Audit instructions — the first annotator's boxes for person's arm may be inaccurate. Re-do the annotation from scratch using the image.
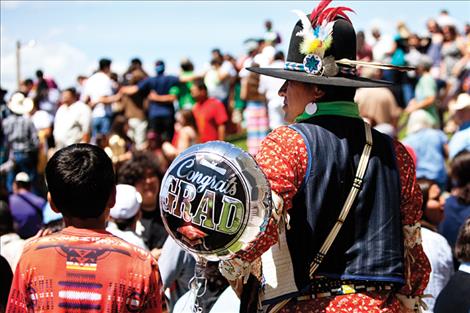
[405,95,436,113]
[119,85,139,95]
[147,91,176,103]
[79,106,92,143]
[394,140,431,312]
[214,101,229,141]
[229,126,308,263]
[217,124,226,141]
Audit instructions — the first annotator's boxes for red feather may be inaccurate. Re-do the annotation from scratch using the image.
[318,6,354,25]
[310,0,332,24]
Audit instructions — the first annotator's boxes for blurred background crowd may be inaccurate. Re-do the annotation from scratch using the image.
[1,9,470,313]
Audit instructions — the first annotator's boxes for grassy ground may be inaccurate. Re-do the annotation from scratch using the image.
[226,132,247,152]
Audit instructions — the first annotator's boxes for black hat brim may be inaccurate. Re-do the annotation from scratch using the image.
[247,67,392,88]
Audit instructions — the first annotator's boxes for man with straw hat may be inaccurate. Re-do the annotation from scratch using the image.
[2,93,39,193]
[219,1,430,312]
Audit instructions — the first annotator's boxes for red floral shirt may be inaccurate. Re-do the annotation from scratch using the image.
[238,126,430,311]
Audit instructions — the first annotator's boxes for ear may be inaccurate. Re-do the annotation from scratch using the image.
[47,192,60,213]
[107,185,116,209]
[312,85,325,101]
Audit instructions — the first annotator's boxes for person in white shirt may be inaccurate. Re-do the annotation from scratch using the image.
[258,51,287,130]
[54,87,92,149]
[81,58,119,139]
[106,184,148,250]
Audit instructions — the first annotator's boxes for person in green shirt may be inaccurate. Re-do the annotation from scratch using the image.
[405,55,440,127]
[171,58,196,110]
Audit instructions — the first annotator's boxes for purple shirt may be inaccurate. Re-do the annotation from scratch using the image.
[9,191,46,239]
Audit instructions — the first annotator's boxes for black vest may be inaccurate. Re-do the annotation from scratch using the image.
[288,116,404,291]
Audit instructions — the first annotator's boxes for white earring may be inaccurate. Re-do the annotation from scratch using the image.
[305,102,318,115]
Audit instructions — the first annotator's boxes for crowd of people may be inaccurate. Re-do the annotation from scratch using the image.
[0,9,469,313]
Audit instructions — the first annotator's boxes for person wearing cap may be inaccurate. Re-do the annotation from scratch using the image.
[107,184,147,250]
[7,144,162,312]
[9,171,46,239]
[218,1,430,312]
[2,93,40,193]
[448,93,470,159]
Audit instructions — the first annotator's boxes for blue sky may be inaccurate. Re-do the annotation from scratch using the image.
[1,1,469,94]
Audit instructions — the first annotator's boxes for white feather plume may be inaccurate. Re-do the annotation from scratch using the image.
[292,10,313,39]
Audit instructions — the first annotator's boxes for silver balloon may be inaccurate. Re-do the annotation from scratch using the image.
[159,141,272,261]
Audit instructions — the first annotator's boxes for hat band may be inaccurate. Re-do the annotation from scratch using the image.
[285,61,357,77]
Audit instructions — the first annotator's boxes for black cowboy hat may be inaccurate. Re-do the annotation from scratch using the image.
[247,7,396,88]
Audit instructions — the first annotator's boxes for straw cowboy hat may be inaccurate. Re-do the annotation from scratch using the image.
[7,92,34,115]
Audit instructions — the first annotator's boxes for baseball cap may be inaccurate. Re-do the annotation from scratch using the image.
[15,172,31,183]
[110,184,142,220]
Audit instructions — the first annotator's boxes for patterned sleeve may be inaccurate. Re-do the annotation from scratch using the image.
[394,140,431,296]
[6,260,27,313]
[237,126,308,262]
[143,258,163,313]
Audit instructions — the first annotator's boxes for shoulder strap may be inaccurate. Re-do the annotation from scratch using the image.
[309,121,373,278]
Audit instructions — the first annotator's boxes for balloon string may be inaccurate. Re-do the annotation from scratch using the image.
[187,258,208,313]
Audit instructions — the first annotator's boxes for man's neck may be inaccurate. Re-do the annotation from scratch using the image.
[63,216,107,230]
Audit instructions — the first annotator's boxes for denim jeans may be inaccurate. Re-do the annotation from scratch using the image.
[6,150,38,193]
[92,116,112,139]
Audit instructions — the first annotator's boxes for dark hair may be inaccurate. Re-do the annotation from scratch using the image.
[455,217,470,262]
[23,79,34,86]
[110,115,131,142]
[45,144,115,218]
[181,59,194,72]
[117,151,163,185]
[192,78,207,92]
[211,48,222,57]
[15,180,31,190]
[274,51,285,61]
[131,58,142,66]
[36,70,44,78]
[417,178,437,212]
[451,150,470,204]
[318,85,356,102]
[112,216,136,231]
[63,87,77,98]
[99,58,112,71]
[179,109,198,131]
[0,201,14,235]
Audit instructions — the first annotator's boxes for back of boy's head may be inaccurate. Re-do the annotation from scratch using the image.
[45,144,115,219]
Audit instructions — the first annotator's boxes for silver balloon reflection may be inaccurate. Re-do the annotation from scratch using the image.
[159,141,272,261]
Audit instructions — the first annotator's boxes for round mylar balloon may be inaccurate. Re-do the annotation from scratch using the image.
[159,141,272,261]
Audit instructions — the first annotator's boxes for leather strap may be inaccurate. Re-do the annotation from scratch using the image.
[309,121,373,278]
[269,122,373,313]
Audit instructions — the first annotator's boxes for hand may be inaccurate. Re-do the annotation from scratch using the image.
[150,248,162,260]
[31,227,53,240]
[405,99,417,114]
[219,258,251,283]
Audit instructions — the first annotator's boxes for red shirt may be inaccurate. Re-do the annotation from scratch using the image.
[192,97,228,143]
[7,227,162,313]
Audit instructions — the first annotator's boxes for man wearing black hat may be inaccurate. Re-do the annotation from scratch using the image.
[219,1,430,312]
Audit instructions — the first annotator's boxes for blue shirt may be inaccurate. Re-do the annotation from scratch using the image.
[449,121,470,159]
[9,191,46,239]
[403,128,448,187]
[439,196,470,248]
[137,75,179,118]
